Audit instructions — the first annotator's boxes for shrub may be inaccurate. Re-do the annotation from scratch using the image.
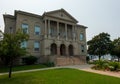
[108,62,120,71]
[44,62,55,67]
[95,60,108,69]
[22,56,38,65]
[92,60,110,70]
[108,66,114,71]
[92,60,120,71]
[102,63,109,70]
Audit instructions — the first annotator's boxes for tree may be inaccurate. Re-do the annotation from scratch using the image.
[87,32,111,60]
[0,30,29,78]
[110,37,120,62]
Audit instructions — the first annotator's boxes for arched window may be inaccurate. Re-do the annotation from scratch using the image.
[51,43,57,55]
[60,44,66,56]
[68,45,74,56]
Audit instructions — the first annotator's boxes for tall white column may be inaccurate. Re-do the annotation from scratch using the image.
[48,20,51,38]
[72,25,75,41]
[65,24,67,40]
[44,19,47,38]
[74,25,77,41]
[57,22,59,40]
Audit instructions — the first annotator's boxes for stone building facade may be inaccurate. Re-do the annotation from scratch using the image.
[3,9,87,66]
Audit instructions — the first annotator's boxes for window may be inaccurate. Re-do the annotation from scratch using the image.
[22,24,28,34]
[35,26,40,35]
[21,41,27,48]
[34,41,40,51]
[81,45,84,53]
[80,33,84,40]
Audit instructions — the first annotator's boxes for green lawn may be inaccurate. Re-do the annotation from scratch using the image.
[0,68,120,84]
[0,64,47,73]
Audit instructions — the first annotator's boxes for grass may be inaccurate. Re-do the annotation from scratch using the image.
[0,68,120,84]
[0,64,47,73]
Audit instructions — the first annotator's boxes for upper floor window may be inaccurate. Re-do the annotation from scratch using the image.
[80,33,84,40]
[34,41,40,51]
[22,23,28,34]
[21,41,27,48]
[35,26,40,35]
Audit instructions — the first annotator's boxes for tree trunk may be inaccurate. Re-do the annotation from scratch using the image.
[98,55,101,61]
[9,58,13,78]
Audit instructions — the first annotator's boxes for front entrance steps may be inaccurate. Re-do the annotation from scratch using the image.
[56,56,86,66]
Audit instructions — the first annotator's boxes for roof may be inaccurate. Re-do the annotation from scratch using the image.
[3,9,87,28]
[77,24,88,28]
[15,10,42,18]
[3,14,15,19]
[43,8,78,23]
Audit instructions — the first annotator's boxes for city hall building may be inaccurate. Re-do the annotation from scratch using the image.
[3,9,87,66]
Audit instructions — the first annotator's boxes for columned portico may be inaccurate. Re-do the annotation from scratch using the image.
[44,19,75,41]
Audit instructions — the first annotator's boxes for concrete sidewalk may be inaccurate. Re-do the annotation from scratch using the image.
[0,64,92,75]
[0,64,120,78]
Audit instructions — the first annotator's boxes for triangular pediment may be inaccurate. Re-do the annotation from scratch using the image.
[44,9,78,23]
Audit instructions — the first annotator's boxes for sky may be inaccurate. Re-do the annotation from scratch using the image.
[0,0,120,41]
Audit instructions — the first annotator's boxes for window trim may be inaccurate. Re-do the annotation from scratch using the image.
[34,25,40,35]
[34,41,40,52]
[21,23,29,34]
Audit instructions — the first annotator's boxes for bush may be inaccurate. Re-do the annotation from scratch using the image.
[44,62,55,67]
[92,60,120,71]
[108,62,120,71]
[22,56,38,65]
[108,66,114,71]
[94,60,108,70]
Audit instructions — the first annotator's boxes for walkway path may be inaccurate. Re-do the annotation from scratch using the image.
[0,64,120,78]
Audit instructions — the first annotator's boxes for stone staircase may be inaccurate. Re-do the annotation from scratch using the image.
[56,56,86,66]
